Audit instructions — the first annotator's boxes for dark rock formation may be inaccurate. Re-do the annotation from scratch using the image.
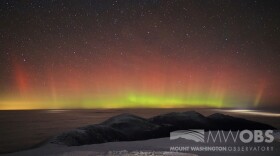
[50,111,275,146]
[51,125,127,146]
[149,111,211,130]
[101,113,161,140]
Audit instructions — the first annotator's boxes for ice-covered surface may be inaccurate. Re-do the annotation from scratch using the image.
[58,151,196,156]
[4,130,280,156]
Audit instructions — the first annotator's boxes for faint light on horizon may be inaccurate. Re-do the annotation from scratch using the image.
[217,109,280,117]
[45,110,69,113]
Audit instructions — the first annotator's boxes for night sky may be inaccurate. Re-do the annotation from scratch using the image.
[0,0,280,109]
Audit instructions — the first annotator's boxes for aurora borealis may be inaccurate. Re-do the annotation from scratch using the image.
[0,0,280,109]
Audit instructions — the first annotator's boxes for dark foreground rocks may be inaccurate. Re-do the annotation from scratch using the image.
[50,111,275,146]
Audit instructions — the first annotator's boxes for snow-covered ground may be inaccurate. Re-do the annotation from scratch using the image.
[3,112,280,156]
[4,131,280,156]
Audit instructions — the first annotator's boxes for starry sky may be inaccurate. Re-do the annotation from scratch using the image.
[0,0,280,110]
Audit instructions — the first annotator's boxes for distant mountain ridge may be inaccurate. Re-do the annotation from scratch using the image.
[50,111,275,146]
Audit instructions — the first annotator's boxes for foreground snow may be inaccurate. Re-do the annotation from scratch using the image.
[60,151,196,156]
[3,112,280,156]
[4,133,280,156]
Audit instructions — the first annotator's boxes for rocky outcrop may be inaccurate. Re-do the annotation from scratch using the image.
[50,111,275,146]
